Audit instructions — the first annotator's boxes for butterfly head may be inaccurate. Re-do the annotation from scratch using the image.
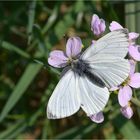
[70,59,90,76]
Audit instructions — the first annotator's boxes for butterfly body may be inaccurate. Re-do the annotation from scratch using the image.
[71,59,89,76]
[71,59,105,87]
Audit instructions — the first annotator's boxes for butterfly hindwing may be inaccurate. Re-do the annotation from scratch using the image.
[47,70,80,119]
[78,75,110,115]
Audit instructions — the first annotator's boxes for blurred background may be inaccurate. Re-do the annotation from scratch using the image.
[0,0,140,139]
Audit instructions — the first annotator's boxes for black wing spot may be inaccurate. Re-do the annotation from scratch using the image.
[72,59,105,88]
[84,70,105,88]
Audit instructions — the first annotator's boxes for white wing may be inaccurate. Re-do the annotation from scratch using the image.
[82,29,129,60]
[47,70,80,119]
[81,29,130,88]
[87,56,129,88]
[78,76,110,115]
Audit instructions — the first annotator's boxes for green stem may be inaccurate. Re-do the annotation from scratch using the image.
[131,97,140,107]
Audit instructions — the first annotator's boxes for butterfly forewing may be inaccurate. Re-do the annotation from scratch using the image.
[81,29,129,60]
[87,56,129,88]
[81,29,130,88]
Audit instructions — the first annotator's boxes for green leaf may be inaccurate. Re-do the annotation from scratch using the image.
[0,120,25,139]
[113,114,140,139]
[131,97,140,107]
[74,0,85,14]
[54,13,75,40]
[7,125,26,139]
[33,24,47,57]
[28,4,59,51]
[0,63,42,122]
[42,6,58,34]
[103,122,116,139]
[41,120,48,139]
[27,0,37,45]
[121,121,140,139]
[55,123,101,139]
[1,41,30,58]
[55,126,80,139]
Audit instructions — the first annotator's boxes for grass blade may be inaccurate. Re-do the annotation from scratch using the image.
[0,120,24,139]
[1,41,30,58]
[27,0,37,45]
[113,114,140,139]
[0,63,42,122]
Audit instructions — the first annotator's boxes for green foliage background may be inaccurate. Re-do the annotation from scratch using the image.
[0,1,140,139]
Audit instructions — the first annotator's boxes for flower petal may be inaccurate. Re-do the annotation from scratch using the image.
[129,45,140,61]
[91,14,100,35]
[129,73,140,88]
[100,19,106,33]
[120,106,133,119]
[118,86,132,107]
[91,14,106,36]
[129,32,139,40]
[129,59,136,75]
[66,37,82,58]
[89,112,104,123]
[109,21,123,31]
[48,50,68,68]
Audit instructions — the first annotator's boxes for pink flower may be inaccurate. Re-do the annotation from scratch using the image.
[129,32,139,45]
[118,60,140,107]
[129,72,140,88]
[109,21,139,44]
[129,45,140,61]
[118,86,132,107]
[118,60,140,119]
[48,37,82,68]
[109,21,123,31]
[129,59,136,75]
[109,21,140,61]
[110,60,139,119]
[89,112,104,123]
[91,14,106,36]
[120,105,133,119]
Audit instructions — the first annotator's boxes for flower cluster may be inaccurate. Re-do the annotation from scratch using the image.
[91,15,140,121]
[109,21,140,119]
[48,14,140,123]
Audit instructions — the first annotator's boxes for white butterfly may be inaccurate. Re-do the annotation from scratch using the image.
[47,29,130,119]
